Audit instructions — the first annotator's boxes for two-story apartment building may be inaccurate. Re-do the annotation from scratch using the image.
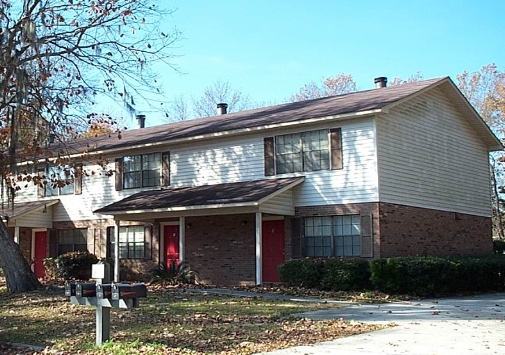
[4,76,502,285]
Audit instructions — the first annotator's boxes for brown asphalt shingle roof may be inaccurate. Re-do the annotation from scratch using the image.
[60,78,447,154]
[94,177,304,214]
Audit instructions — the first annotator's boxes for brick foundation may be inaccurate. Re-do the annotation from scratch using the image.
[379,203,492,257]
[185,214,256,286]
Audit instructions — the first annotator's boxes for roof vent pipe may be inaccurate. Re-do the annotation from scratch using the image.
[136,114,146,129]
[216,103,228,115]
[374,77,388,88]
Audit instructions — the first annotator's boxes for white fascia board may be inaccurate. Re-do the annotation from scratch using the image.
[96,201,260,216]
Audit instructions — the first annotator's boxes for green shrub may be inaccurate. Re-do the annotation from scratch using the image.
[371,255,505,296]
[278,258,324,288]
[56,251,98,280]
[320,258,371,291]
[494,240,505,254]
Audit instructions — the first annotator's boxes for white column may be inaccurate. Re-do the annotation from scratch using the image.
[179,217,185,263]
[114,219,120,282]
[255,212,262,285]
[14,226,20,244]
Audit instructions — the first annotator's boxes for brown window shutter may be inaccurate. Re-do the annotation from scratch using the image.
[114,158,123,191]
[37,168,45,197]
[264,137,275,176]
[161,151,170,186]
[74,164,83,195]
[360,214,373,257]
[49,230,58,257]
[330,128,343,170]
[144,225,152,260]
[291,218,304,258]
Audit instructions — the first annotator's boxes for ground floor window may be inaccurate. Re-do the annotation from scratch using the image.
[108,226,147,259]
[305,215,361,257]
[53,229,88,255]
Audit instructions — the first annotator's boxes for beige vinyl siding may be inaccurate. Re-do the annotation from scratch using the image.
[291,118,379,206]
[376,87,492,216]
[12,206,54,228]
[171,136,264,187]
[260,189,295,215]
[19,117,380,222]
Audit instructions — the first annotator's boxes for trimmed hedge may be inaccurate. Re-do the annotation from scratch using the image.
[371,255,505,296]
[278,258,324,288]
[279,258,371,291]
[55,251,99,280]
[279,255,505,296]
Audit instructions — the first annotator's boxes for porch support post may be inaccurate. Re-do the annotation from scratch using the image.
[114,219,120,282]
[255,211,262,285]
[14,226,20,244]
[179,216,185,263]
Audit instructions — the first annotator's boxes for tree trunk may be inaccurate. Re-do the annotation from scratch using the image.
[0,220,41,292]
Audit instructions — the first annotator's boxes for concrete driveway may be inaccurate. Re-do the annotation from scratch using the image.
[256,293,505,355]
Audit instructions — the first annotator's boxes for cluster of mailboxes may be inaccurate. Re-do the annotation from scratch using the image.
[65,282,147,309]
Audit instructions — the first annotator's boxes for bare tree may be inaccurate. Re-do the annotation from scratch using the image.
[0,0,180,292]
[389,72,424,86]
[289,73,357,101]
[167,79,254,121]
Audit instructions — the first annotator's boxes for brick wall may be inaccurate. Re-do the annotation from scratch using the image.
[379,203,493,257]
[185,214,256,286]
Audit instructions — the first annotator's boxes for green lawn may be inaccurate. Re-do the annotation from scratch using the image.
[0,285,385,355]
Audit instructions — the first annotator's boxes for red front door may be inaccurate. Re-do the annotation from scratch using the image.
[34,231,47,278]
[164,225,180,267]
[262,220,285,282]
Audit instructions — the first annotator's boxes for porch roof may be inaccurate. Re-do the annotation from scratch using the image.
[0,199,59,222]
[94,177,304,216]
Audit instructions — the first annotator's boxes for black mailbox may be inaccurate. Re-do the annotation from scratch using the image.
[76,283,97,297]
[96,284,112,299]
[111,283,147,300]
[65,282,76,297]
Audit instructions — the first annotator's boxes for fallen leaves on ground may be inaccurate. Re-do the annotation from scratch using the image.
[0,283,389,355]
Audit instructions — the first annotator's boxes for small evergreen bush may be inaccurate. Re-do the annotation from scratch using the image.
[150,261,198,284]
[56,251,98,280]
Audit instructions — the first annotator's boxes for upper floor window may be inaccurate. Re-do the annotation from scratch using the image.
[40,164,82,197]
[45,166,75,196]
[123,153,161,189]
[264,128,342,176]
[115,151,170,191]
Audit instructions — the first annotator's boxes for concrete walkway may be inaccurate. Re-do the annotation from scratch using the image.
[256,292,505,355]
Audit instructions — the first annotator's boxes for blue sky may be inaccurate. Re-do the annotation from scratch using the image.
[123,0,505,126]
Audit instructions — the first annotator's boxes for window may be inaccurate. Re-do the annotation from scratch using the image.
[265,128,341,176]
[275,129,329,174]
[45,166,75,196]
[123,153,161,189]
[53,229,88,255]
[109,226,147,259]
[305,215,361,257]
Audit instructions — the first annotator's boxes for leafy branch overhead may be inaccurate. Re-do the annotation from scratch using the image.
[0,0,181,141]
